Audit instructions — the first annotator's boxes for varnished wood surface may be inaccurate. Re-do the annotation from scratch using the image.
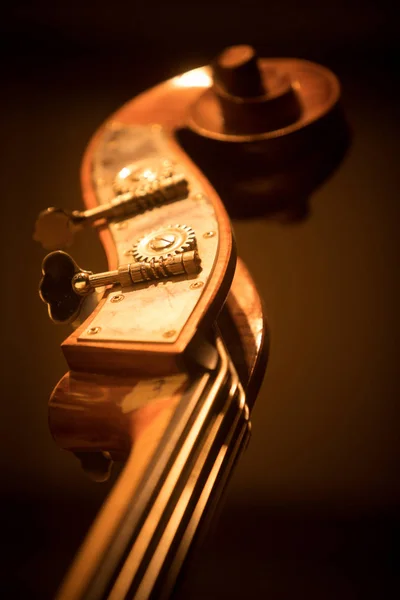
[55,381,185,599]
[220,258,268,406]
[62,71,236,377]
[50,258,267,455]
[53,256,267,599]
[1,20,398,597]
[190,58,340,140]
[180,57,348,220]
[43,55,270,599]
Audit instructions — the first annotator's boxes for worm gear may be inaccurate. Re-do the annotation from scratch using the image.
[132,224,197,263]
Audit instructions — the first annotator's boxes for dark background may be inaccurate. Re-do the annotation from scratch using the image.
[1,2,399,598]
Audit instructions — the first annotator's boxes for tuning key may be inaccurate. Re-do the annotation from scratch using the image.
[40,243,201,324]
[34,161,189,250]
[34,207,85,251]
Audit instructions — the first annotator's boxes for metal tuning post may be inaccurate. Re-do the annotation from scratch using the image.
[39,225,201,324]
[34,160,189,250]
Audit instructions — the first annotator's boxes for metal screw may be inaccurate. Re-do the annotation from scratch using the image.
[163,329,176,338]
[87,326,101,335]
[190,281,204,290]
[110,294,124,303]
[203,231,215,238]
[149,233,176,251]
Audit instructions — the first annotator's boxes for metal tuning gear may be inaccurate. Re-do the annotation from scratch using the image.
[132,224,196,262]
[39,243,201,324]
[34,160,189,250]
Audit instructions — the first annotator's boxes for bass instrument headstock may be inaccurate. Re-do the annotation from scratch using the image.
[35,45,344,600]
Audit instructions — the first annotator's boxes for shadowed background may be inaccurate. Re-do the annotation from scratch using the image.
[1,1,399,598]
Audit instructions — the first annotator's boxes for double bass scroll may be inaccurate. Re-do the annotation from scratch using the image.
[35,44,344,599]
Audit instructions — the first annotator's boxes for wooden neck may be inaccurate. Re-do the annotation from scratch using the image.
[57,334,251,600]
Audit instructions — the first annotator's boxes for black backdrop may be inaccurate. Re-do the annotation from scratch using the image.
[1,2,399,598]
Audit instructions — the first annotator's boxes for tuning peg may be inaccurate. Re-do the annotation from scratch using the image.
[34,161,189,250]
[40,239,201,324]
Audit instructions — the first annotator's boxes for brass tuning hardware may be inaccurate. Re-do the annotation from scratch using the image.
[34,160,189,250]
[39,240,201,324]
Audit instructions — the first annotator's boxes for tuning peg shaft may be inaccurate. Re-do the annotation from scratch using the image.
[40,248,201,324]
[34,164,188,250]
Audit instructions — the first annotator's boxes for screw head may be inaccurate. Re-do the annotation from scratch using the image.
[149,233,176,251]
[203,231,216,238]
[163,329,176,338]
[110,294,124,303]
[190,281,204,290]
[87,326,101,335]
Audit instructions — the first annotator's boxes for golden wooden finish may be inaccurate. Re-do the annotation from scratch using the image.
[183,48,348,219]
[38,43,346,599]
[49,259,266,457]
[38,47,272,599]
[62,106,236,374]
[53,258,267,600]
